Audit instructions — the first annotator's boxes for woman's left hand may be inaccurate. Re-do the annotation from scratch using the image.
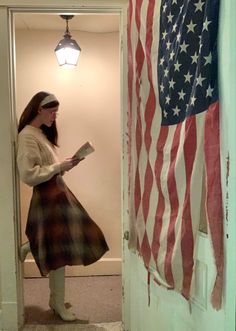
[72,156,85,167]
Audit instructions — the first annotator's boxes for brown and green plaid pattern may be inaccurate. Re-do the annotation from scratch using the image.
[26,175,109,276]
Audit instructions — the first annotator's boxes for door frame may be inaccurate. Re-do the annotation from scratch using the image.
[0,1,129,330]
[218,0,236,330]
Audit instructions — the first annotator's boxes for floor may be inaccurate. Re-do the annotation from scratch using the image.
[22,276,122,330]
[22,321,123,331]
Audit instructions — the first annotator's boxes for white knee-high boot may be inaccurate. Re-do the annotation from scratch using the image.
[49,267,76,321]
[19,242,31,262]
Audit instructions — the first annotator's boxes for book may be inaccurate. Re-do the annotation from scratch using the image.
[73,141,95,159]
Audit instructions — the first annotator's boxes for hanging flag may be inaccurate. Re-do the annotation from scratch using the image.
[127,0,224,309]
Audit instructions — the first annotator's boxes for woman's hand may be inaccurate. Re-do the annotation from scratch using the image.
[60,157,84,172]
[72,156,85,166]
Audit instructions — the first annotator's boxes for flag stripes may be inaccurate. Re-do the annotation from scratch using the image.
[127,0,224,309]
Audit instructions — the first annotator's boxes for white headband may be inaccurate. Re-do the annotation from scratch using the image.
[40,94,58,107]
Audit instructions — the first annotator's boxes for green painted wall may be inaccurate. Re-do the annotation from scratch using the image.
[126,1,236,330]
[219,0,236,330]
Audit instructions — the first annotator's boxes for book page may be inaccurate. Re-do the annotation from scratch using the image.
[73,141,95,159]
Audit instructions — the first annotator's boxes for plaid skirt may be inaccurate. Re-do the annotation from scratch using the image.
[26,175,109,276]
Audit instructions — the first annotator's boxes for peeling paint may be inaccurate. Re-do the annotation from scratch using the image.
[226,152,230,187]
[225,153,229,238]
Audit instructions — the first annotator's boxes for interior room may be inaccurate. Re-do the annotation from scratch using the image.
[14,12,122,327]
[0,1,235,330]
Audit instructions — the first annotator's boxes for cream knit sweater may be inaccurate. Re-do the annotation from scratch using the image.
[17,125,61,187]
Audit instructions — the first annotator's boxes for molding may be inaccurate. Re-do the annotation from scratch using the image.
[0,0,128,10]
[0,5,24,331]
[0,309,2,330]
[23,258,122,278]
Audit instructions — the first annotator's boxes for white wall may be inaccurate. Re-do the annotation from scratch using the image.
[15,28,121,276]
[127,233,226,331]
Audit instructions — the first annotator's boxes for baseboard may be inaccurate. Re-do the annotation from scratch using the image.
[0,302,19,331]
[0,309,2,331]
[23,258,122,278]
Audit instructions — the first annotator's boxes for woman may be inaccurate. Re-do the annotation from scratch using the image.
[17,91,109,321]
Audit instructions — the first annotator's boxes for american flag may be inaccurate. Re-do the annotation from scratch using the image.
[127,0,224,309]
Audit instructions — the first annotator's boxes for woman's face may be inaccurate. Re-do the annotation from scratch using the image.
[38,106,59,127]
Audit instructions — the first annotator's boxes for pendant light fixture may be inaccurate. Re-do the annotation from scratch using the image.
[55,15,81,66]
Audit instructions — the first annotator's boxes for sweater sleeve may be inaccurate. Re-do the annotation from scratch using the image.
[17,133,61,187]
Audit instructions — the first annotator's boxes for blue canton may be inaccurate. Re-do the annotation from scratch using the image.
[158,0,219,126]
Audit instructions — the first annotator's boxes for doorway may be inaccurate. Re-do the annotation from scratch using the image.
[0,2,129,330]
[15,11,122,324]
[15,12,122,278]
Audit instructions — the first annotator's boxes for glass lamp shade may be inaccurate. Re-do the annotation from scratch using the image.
[55,36,81,66]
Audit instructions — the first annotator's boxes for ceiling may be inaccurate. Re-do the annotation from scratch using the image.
[14,13,120,33]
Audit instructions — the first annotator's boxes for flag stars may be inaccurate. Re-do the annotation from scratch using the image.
[187,20,197,33]
[180,40,189,53]
[194,0,205,12]
[166,95,171,104]
[173,106,181,116]
[172,23,177,32]
[159,57,165,65]
[203,18,211,31]
[158,4,216,123]
[196,73,206,86]
[190,95,197,106]
[164,68,169,77]
[162,3,167,12]
[162,30,168,40]
[191,52,199,64]
[204,52,212,65]
[169,79,176,89]
[184,71,193,82]
[174,61,181,71]
[166,40,171,50]
[170,50,175,60]
[176,32,181,42]
[167,13,174,23]
[178,89,186,100]
[206,85,214,97]
[160,83,165,93]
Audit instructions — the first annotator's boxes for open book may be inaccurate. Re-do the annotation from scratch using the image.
[73,141,95,160]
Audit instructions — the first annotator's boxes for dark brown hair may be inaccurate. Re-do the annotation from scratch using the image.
[18,91,60,146]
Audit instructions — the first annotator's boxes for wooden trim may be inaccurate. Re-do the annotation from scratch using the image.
[23,258,122,278]
[0,0,128,9]
[0,6,24,331]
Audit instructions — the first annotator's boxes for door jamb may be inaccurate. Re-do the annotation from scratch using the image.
[0,1,129,330]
